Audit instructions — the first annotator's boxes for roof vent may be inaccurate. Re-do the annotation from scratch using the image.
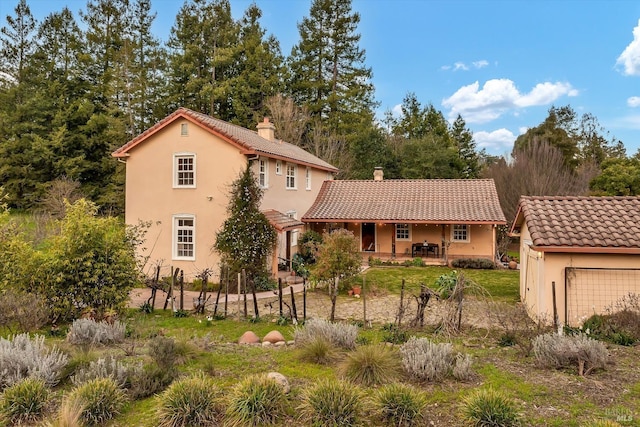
[257,117,275,141]
[373,167,384,181]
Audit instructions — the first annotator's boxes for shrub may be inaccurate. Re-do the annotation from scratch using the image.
[226,374,288,426]
[298,379,363,427]
[67,318,126,347]
[148,335,179,369]
[0,333,68,389]
[71,355,139,388]
[129,363,175,399]
[452,353,474,381]
[157,374,223,427]
[0,290,49,333]
[68,377,127,426]
[533,333,609,376]
[434,271,458,299]
[381,323,410,344]
[400,337,451,382]
[461,388,521,427]
[0,378,51,425]
[339,344,401,387]
[372,383,427,427]
[295,318,358,350]
[451,258,496,269]
[581,311,640,346]
[298,337,339,365]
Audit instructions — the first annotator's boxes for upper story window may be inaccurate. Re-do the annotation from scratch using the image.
[258,158,268,188]
[276,160,282,175]
[174,153,195,188]
[286,164,297,189]
[452,224,469,242]
[180,123,188,136]
[173,215,195,260]
[305,167,311,190]
[395,223,410,240]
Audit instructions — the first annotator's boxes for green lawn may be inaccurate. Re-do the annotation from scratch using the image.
[361,266,520,303]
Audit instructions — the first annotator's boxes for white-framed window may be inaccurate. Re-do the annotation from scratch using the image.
[173,215,195,260]
[174,153,195,188]
[275,160,282,175]
[395,223,411,240]
[452,224,469,242]
[286,163,297,189]
[305,167,311,190]
[287,211,298,246]
[180,123,188,136]
[258,158,268,188]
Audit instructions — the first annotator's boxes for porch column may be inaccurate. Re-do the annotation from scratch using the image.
[391,223,396,258]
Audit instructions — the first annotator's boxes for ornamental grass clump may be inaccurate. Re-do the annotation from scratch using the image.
[533,332,609,376]
[157,374,223,427]
[339,344,401,387]
[372,383,427,427]
[67,377,127,426]
[298,336,339,365]
[0,377,51,426]
[298,378,364,427]
[226,374,288,426]
[0,333,68,389]
[461,388,521,427]
[294,318,358,349]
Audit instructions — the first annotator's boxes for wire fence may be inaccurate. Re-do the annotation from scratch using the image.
[565,267,640,326]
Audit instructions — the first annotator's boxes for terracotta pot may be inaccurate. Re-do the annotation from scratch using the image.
[352,286,361,296]
[508,260,518,269]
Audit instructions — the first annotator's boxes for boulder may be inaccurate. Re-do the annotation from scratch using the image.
[238,330,260,345]
[263,330,286,344]
[267,372,290,394]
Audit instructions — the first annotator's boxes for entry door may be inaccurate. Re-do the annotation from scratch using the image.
[362,223,376,251]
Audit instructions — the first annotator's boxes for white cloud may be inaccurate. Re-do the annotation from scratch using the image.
[454,62,468,71]
[473,60,489,69]
[473,128,517,153]
[628,96,640,107]
[518,126,529,135]
[442,79,578,123]
[391,103,403,117]
[616,19,640,76]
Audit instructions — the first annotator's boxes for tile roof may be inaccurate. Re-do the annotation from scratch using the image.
[513,196,640,252]
[262,209,305,231]
[302,179,506,223]
[112,107,338,172]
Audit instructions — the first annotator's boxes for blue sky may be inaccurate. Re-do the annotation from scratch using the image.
[4,0,640,156]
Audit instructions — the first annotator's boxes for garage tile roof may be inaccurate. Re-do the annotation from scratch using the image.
[112,107,338,172]
[302,179,506,223]
[513,196,640,251]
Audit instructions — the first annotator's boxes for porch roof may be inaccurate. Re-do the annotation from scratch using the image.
[511,196,640,253]
[302,179,506,224]
[263,209,305,231]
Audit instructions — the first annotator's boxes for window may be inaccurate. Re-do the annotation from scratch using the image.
[174,215,195,260]
[395,223,410,240]
[287,211,298,246]
[174,153,195,188]
[180,123,188,136]
[286,164,296,189]
[276,160,282,175]
[452,224,469,242]
[258,158,268,188]
[305,167,311,190]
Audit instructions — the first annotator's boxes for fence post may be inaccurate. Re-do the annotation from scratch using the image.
[278,278,283,317]
[362,276,367,327]
[552,281,559,333]
[237,272,241,320]
[303,278,307,322]
[290,286,297,323]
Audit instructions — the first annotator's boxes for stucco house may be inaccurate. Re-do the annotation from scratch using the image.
[112,107,338,279]
[302,169,506,263]
[510,196,640,326]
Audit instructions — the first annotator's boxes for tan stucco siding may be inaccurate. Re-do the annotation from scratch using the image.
[443,224,495,260]
[124,119,246,277]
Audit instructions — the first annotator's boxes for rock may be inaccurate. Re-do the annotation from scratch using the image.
[238,330,260,345]
[263,330,286,344]
[262,341,272,347]
[508,260,518,270]
[274,341,286,347]
[267,372,290,394]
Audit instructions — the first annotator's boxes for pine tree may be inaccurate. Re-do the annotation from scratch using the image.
[451,115,481,178]
[288,0,377,140]
[0,0,36,84]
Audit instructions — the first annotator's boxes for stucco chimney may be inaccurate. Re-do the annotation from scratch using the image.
[257,117,275,141]
[373,167,384,181]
